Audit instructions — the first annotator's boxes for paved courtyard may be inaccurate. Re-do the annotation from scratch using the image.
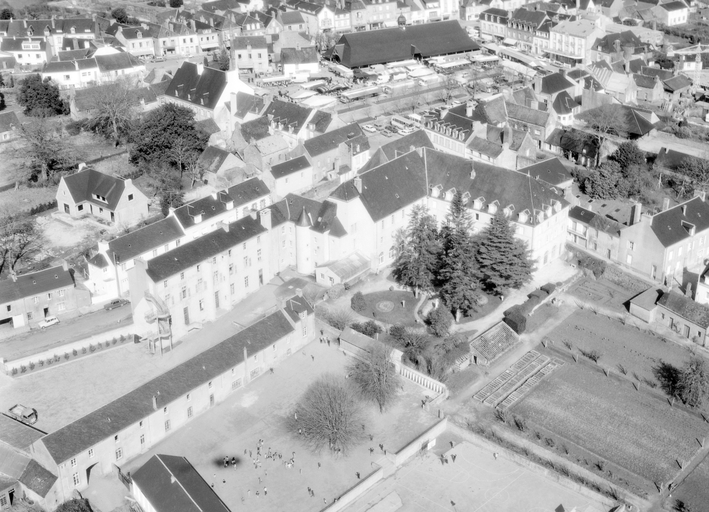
[85,339,435,512]
[346,433,608,512]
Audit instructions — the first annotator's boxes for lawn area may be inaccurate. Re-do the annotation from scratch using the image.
[672,450,709,510]
[512,361,709,485]
[546,310,693,387]
[0,184,56,216]
[358,290,418,326]
[458,291,500,324]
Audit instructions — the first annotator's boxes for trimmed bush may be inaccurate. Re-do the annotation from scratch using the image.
[351,291,367,313]
[540,283,557,294]
[351,320,382,338]
[327,284,346,300]
[504,310,527,334]
[427,306,454,337]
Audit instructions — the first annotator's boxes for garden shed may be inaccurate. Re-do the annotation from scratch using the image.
[629,287,662,323]
[469,322,519,366]
[656,291,709,345]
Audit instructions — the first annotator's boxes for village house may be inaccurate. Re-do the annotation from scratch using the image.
[0,264,91,329]
[0,111,21,143]
[56,167,150,227]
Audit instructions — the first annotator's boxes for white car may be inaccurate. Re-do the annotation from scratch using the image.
[38,316,59,329]
[362,124,378,133]
[397,127,414,135]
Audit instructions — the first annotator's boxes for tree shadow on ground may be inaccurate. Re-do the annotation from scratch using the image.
[653,361,682,398]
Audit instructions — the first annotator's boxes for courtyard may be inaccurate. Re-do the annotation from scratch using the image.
[346,430,609,512]
[88,339,436,512]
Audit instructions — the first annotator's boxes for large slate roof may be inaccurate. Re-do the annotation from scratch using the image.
[0,265,74,304]
[132,455,230,512]
[332,20,478,68]
[164,61,227,111]
[40,309,295,464]
[270,155,311,178]
[61,168,129,211]
[568,206,624,237]
[650,196,709,248]
[331,151,428,222]
[303,123,367,157]
[145,216,266,281]
[519,158,572,187]
[107,217,184,264]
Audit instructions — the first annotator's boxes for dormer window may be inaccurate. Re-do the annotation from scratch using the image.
[93,194,108,203]
[430,184,443,198]
[461,191,471,204]
[488,201,499,215]
[682,220,696,236]
[473,197,485,210]
[445,188,456,202]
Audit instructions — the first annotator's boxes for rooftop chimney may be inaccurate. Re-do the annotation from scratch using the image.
[152,395,158,410]
[353,176,362,193]
[630,202,642,225]
[662,197,670,212]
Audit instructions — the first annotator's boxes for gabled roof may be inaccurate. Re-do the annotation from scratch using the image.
[379,129,433,161]
[505,102,550,126]
[332,20,478,68]
[107,217,184,264]
[197,146,235,174]
[331,151,428,222]
[474,96,507,125]
[0,111,20,133]
[592,30,643,52]
[263,99,313,134]
[281,46,318,65]
[519,158,573,187]
[664,74,692,92]
[660,1,688,11]
[568,206,623,236]
[303,123,367,158]
[232,35,268,49]
[164,61,227,111]
[61,168,130,211]
[283,294,314,322]
[40,308,295,464]
[509,8,548,26]
[132,455,230,512]
[146,217,265,281]
[481,7,509,17]
[19,460,56,498]
[425,149,567,224]
[281,11,306,24]
[171,178,270,231]
[234,92,265,119]
[552,90,579,115]
[657,290,709,328]
[467,137,503,159]
[641,66,673,81]
[270,155,311,179]
[539,72,576,95]
[0,414,45,452]
[240,116,271,142]
[0,265,74,304]
[309,110,332,134]
[633,73,660,89]
[95,50,143,72]
[650,196,709,248]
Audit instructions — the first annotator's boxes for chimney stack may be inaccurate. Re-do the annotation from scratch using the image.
[152,395,158,410]
[353,177,362,193]
[662,197,670,212]
[630,202,642,225]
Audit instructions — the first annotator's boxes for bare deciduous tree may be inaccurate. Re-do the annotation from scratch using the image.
[0,213,44,277]
[349,343,400,413]
[81,77,140,143]
[288,374,366,454]
[576,104,627,166]
[20,115,83,185]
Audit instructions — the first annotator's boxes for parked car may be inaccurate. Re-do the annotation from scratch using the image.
[38,316,59,329]
[8,404,38,425]
[381,128,395,137]
[362,124,378,133]
[397,127,414,135]
[104,299,130,311]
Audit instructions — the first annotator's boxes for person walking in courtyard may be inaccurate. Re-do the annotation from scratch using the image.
[264,487,267,496]
[356,472,360,479]
[451,454,456,463]
[493,452,498,460]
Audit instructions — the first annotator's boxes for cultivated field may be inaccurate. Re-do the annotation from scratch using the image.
[672,450,709,509]
[547,310,693,386]
[513,362,708,484]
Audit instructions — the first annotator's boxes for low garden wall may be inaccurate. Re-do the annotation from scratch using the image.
[391,418,448,468]
[391,348,448,403]
[322,465,384,512]
[2,326,138,376]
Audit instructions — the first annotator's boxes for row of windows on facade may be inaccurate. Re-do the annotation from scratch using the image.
[168,273,257,306]
[6,289,66,312]
[63,334,313,485]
